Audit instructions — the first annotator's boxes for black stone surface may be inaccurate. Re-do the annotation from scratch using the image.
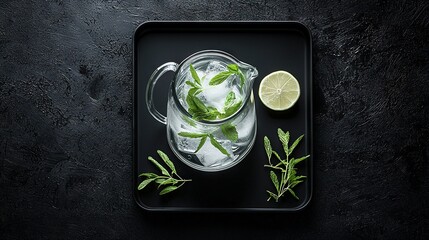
[1,0,428,239]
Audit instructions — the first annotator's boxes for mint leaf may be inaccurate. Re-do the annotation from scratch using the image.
[192,110,217,121]
[270,170,279,192]
[227,64,245,88]
[289,135,304,155]
[148,156,170,176]
[278,128,290,156]
[209,71,232,85]
[159,185,179,195]
[188,87,201,96]
[190,106,220,121]
[223,100,242,118]
[190,112,206,121]
[205,107,221,120]
[221,123,238,142]
[290,180,304,189]
[186,89,198,110]
[138,178,155,190]
[187,94,218,121]
[288,188,299,200]
[195,135,207,153]
[187,88,216,120]
[227,64,239,72]
[185,80,198,88]
[157,178,178,188]
[264,136,272,161]
[178,132,207,138]
[155,178,168,184]
[190,64,201,85]
[192,95,207,112]
[138,172,158,178]
[224,91,236,109]
[293,155,309,165]
[294,175,307,181]
[157,150,176,174]
[186,88,203,116]
[208,134,230,156]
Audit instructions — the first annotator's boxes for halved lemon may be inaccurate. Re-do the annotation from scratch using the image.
[258,71,300,111]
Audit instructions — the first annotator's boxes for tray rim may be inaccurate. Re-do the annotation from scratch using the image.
[133,20,313,212]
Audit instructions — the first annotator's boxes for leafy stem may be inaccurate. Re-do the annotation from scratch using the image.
[138,150,191,195]
[264,129,309,202]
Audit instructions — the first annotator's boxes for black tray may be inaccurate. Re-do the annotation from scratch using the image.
[133,21,312,212]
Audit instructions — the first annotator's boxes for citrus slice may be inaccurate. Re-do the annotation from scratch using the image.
[258,71,300,111]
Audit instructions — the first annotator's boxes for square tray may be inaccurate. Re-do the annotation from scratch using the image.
[133,21,312,212]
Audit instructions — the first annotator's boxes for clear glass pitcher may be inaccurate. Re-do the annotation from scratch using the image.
[146,50,258,172]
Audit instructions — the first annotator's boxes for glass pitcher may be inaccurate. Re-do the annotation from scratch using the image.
[146,50,258,172]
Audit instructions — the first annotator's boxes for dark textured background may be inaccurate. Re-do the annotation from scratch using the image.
[1,0,428,239]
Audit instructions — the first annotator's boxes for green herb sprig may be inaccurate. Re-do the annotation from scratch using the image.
[138,150,191,195]
[264,129,309,202]
[186,65,219,121]
[209,64,246,88]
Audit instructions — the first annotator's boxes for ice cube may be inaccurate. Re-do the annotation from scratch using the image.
[226,73,239,87]
[196,69,205,80]
[177,135,201,154]
[195,138,235,167]
[202,61,227,86]
[205,61,226,75]
[198,81,230,110]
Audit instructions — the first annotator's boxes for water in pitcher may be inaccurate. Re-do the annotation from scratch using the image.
[167,60,256,168]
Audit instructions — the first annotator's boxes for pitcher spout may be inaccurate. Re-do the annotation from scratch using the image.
[239,63,258,87]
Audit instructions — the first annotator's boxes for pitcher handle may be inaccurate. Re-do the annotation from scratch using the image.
[146,62,178,125]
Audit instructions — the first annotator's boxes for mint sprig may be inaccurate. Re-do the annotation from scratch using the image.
[186,65,219,121]
[209,72,232,86]
[264,129,309,202]
[189,64,201,86]
[186,90,219,121]
[138,150,191,195]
